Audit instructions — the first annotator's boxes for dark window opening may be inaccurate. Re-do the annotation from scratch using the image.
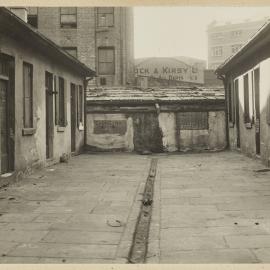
[27,15,38,28]
[100,77,107,85]
[243,74,250,123]
[23,62,33,128]
[58,77,66,127]
[60,7,77,28]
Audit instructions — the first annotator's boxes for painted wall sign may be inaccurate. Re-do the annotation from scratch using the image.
[135,57,206,84]
[94,120,127,135]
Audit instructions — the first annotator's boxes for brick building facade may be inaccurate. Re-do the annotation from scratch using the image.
[27,7,134,88]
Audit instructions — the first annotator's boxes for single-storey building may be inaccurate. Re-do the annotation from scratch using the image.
[0,8,95,183]
[86,86,226,153]
[216,19,270,166]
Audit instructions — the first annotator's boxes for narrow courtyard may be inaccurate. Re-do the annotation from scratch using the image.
[1,151,270,263]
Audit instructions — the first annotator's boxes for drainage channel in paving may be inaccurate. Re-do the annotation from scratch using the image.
[128,158,158,264]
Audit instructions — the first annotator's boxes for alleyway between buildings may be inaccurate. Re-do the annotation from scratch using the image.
[1,152,270,263]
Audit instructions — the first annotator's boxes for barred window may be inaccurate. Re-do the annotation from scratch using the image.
[177,112,208,130]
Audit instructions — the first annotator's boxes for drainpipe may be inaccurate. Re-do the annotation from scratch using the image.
[217,74,230,150]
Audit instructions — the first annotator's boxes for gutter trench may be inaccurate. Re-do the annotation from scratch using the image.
[128,158,158,263]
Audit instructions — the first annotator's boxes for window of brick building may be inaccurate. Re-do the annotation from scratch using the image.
[27,7,38,28]
[62,47,77,58]
[98,47,115,75]
[211,46,223,57]
[231,30,242,37]
[243,73,250,123]
[97,7,114,27]
[23,62,33,128]
[60,7,77,28]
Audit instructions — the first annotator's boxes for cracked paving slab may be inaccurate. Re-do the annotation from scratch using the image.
[0,153,150,263]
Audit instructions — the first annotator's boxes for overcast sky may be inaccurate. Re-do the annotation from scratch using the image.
[134,7,270,60]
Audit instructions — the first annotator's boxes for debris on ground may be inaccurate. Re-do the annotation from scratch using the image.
[107,219,122,227]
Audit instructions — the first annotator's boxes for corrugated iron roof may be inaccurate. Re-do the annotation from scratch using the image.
[87,86,224,104]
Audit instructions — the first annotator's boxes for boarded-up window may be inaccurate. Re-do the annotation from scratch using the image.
[60,7,77,28]
[97,7,114,27]
[94,120,127,135]
[23,62,33,128]
[77,85,83,125]
[177,112,208,130]
[57,77,67,127]
[98,47,115,75]
[243,74,250,123]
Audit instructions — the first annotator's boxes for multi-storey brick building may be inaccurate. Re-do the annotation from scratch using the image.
[207,18,268,69]
[27,7,134,87]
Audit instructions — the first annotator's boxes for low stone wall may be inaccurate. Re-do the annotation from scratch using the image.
[86,111,226,153]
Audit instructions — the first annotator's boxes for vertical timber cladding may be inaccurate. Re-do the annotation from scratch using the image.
[132,113,163,153]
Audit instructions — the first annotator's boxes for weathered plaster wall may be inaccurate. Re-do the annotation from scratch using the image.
[158,113,177,152]
[86,114,134,151]
[228,57,270,165]
[1,35,85,173]
[86,110,226,153]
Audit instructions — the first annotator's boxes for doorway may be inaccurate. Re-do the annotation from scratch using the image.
[70,83,76,153]
[0,55,15,174]
[45,72,54,159]
[254,68,260,155]
[234,79,240,148]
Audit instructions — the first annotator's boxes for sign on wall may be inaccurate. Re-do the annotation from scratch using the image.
[94,120,127,135]
[135,57,205,84]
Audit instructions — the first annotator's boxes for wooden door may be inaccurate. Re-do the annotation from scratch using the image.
[133,113,163,153]
[0,79,9,173]
[234,79,240,148]
[45,72,54,159]
[254,68,260,155]
[70,84,76,152]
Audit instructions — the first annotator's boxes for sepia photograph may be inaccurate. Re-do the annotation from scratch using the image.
[1,1,270,265]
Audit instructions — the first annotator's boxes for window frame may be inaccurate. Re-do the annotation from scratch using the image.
[98,47,115,75]
[60,7,77,28]
[22,62,34,130]
[97,7,114,27]
[57,76,67,127]
[62,47,78,58]
[243,73,251,124]
[211,46,223,57]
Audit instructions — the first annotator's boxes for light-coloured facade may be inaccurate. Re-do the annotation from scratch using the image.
[0,8,94,184]
[27,7,134,88]
[208,18,268,69]
[216,19,270,167]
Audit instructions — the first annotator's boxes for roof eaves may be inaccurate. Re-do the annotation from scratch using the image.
[0,7,95,77]
[216,19,270,75]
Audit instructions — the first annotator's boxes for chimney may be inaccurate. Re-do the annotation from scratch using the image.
[10,7,28,22]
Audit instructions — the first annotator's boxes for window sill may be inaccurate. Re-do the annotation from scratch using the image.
[22,128,36,136]
[245,122,252,129]
[57,126,66,132]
